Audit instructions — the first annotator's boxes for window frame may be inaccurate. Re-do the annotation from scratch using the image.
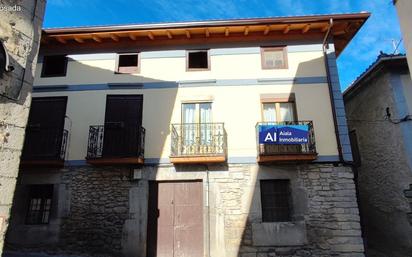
[181,101,213,124]
[261,98,298,122]
[40,55,68,78]
[115,52,140,74]
[186,50,210,71]
[260,46,288,70]
[260,179,293,222]
[25,184,54,225]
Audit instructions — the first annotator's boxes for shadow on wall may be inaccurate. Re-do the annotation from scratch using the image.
[4,59,178,257]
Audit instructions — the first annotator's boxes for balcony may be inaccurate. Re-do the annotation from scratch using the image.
[170,123,227,164]
[86,124,145,165]
[21,127,69,167]
[256,121,317,163]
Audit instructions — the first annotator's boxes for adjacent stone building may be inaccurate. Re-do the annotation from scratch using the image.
[5,13,368,257]
[0,0,46,255]
[344,54,412,257]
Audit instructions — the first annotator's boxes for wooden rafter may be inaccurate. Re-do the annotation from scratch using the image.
[263,25,270,35]
[110,34,119,42]
[128,33,136,40]
[205,28,210,37]
[91,34,102,43]
[283,25,290,34]
[147,32,154,40]
[244,26,249,36]
[225,27,229,36]
[321,24,329,32]
[56,37,67,44]
[73,37,84,43]
[185,30,191,38]
[166,30,173,39]
[302,24,311,33]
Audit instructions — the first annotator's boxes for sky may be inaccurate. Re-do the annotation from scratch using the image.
[44,0,406,90]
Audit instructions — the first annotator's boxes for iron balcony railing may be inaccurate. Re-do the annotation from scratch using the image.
[86,124,145,159]
[21,127,69,161]
[256,121,316,156]
[170,123,227,157]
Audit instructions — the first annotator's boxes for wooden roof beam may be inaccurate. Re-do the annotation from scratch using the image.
[91,34,102,43]
[283,25,290,34]
[147,32,154,40]
[73,37,84,43]
[263,25,270,35]
[166,30,173,39]
[225,27,229,36]
[244,26,249,36]
[302,24,311,33]
[128,33,137,40]
[185,30,191,38]
[205,28,210,37]
[56,37,67,44]
[110,34,119,42]
[321,24,329,32]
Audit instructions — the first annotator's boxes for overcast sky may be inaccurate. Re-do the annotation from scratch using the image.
[44,0,405,89]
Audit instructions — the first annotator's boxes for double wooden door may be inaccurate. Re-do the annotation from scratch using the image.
[147,181,203,257]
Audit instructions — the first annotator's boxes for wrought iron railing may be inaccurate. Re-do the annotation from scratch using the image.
[170,123,227,157]
[21,127,69,161]
[86,125,145,159]
[256,121,316,155]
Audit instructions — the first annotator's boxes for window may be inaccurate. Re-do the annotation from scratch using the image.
[260,180,292,222]
[26,185,53,224]
[187,50,209,70]
[262,102,296,122]
[41,55,68,77]
[116,53,139,74]
[182,102,212,145]
[261,47,288,69]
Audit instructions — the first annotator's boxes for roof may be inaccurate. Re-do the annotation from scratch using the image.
[343,53,408,99]
[41,13,370,57]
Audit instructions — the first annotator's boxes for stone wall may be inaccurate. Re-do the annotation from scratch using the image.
[0,0,45,255]
[345,70,412,257]
[6,163,364,257]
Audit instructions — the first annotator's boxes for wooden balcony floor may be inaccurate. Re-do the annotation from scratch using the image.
[257,153,318,163]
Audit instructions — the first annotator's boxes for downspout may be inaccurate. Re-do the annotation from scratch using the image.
[322,18,344,163]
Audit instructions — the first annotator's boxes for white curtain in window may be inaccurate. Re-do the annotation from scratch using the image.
[280,103,295,122]
[200,103,212,145]
[182,104,196,145]
[263,103,277,122]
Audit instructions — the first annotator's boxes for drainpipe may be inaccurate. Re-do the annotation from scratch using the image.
[322,18,344,163]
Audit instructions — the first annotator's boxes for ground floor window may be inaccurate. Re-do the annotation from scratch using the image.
[260,179,292,222]
[26,184,53,224]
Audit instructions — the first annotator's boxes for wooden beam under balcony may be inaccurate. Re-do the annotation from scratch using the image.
[86,157,144,166]
[170,155,226,164]
[257,153,318,163]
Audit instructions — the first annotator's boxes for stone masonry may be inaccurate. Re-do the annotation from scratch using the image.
[0,0,46,255]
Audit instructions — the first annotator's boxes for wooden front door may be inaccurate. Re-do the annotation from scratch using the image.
[102,95,143,157]
[22,97,67,160]
[147,181,203,257]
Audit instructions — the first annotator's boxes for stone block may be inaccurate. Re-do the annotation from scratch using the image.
[252,221,307,246]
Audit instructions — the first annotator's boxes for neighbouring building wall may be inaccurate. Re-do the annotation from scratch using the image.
[0,0,45,255]
[395,0,412,77]
[345,68,412,257]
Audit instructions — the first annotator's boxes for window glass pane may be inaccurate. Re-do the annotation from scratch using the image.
[260,180,291,222]
[263,103,277,122]
[200,103,212,144]
[188,51,208,69]
[26,185,53,224]
[263,50,285,69]
[279,102,295,122]
[42,55,67,77]
[118,54,138,67]
[182,104,196,124]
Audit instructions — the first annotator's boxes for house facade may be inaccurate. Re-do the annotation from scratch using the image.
[6,14,368,257]
[344,54,412,257]
[394,0,412,77]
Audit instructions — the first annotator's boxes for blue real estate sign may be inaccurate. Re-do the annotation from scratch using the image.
[259,124,309,145]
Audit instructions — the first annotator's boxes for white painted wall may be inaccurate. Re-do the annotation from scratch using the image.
[396,0,412,77]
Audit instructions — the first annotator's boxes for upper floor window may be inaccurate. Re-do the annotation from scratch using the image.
[116,53,139,74]
[262,102,296,122]
[41,55,68,77]
[261,47,288,69]
[187,50,210,71]
[260,179,292,222]
[26,184,53,224]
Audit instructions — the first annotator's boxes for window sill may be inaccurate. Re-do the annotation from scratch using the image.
[252,221,307,246]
